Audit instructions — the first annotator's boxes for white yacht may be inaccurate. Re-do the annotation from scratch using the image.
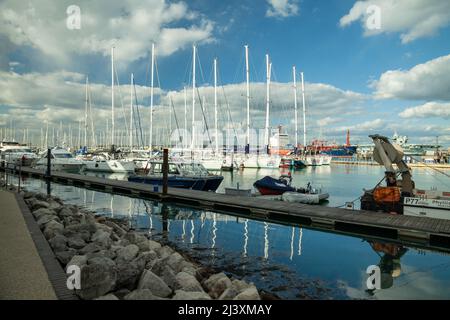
[82,153,135,173]
[0,141,38,167]
[304,155,323,166]
[33,147,85,173]
[319,154,332,165]
[257,154,281,169]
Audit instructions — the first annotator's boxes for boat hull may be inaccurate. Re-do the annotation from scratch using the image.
[128,175,224,192]
[83,160,135,173]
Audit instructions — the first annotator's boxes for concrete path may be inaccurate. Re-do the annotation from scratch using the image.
[0,191,57,299]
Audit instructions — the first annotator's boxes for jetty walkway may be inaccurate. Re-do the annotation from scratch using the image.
[4,167,450,252]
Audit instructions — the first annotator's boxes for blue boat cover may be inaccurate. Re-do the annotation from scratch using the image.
[253,176,296,193]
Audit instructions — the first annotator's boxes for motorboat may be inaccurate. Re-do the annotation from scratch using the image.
[282,190,329,204]
[83,154,135,173]
[33,147,85,173]
[0,141,38,167]
[253,175,296,195]
[253,175,329,204]
[128,160,224,192]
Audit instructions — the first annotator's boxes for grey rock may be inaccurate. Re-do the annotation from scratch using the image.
[155,245,173,259]
[95,223,113,233]
[133,251,156,272]
[67,235,87,250]
[181,265,198,277]
[58,207,75,218]
[47,199,62,211]
[43,220,64,240]
[233,286,260,300]
[79,242,103,255]
[95,294,119,300]
[231,279,254,292]
[66,255,88,272]
[136,240,151,252]
[165,252,185,273]
[37,214,59,229]
[91,229,112,248]
[77,259,117,300]
[33,208,56,220]
[113,289,131,299]
[88,256,116,269]
[123,232,147,245]
[175,272,204,292]
[49,234,68,252]
[137,270,172,298]
[148,240,162,251]
[124,289,166,300]
[116,244,139,263]
[161,266,177,289]
[172,290,212,300]
[103,221,127,237]
[64,223,97,236]
[148,258,165,276]
[204,273,232,299]
[31,200,50,211]
[86,249,116,261]
[116,260,142,289]
[55,248,77,265]
[219,287,239,300]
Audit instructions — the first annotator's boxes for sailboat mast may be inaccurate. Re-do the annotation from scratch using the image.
[264,54,271,150]
[293,66,298,148]
[184,86,187,150]
[245,45,250,152]
[84,76,88,148]
[130,73,134,150]
[111,46,115,146]
[214,58,218,154]
[191,45,196,150]
[301,72,306,147]
[149,43,155,150]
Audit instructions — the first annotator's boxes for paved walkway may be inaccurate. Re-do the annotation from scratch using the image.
[0,191,57,299]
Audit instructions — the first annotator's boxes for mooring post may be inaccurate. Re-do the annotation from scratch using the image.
[162,148,168,195]
[18,163,22,192]
[46,148,51,195]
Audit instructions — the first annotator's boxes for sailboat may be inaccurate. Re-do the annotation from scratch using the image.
[240,45,261,169]
[257,53,281,169]
[82,47,135,173]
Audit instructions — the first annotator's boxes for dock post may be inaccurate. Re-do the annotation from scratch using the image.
[45,148,51,195]
[18,163,22,192]
[162,148,168,195]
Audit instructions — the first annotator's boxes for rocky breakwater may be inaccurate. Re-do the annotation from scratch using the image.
[21,190,262,300]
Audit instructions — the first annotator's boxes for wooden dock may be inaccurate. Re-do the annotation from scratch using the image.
[5,166,450,252]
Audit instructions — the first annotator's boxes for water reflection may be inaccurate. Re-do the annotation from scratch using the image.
[367,241,408,293]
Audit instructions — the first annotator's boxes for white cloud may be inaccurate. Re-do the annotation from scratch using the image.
[399,102,450,119]
[0,0,215,64]
[266,0,299,18]
[340,0,450,43]
[371,54,450,101]
[0,69,366,145]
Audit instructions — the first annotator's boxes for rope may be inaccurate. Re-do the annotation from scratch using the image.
[409,155,450,178]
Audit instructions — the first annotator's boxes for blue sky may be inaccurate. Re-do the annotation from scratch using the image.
[0,0,449,147]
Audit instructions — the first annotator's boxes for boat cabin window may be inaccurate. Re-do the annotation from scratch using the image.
[150,163,180,175]
[168,164,180,174]
[54,153,73,159]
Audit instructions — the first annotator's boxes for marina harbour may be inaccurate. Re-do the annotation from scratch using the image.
[1,0,450,304]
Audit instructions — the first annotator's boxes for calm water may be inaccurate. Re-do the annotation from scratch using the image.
[11,164,450,299]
